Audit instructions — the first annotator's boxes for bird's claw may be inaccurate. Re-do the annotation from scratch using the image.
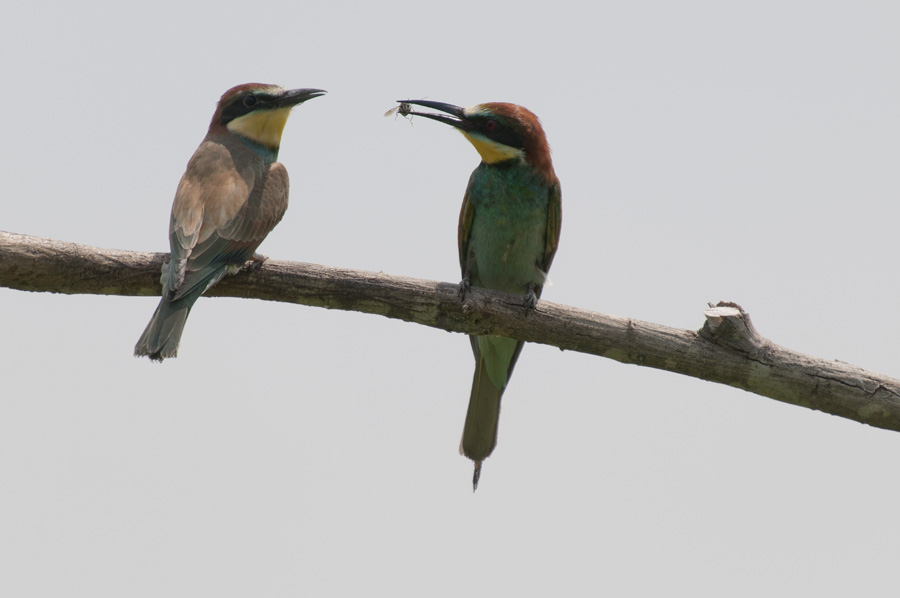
[245,252,269,272]
[457,276,471,300]
[523,285,539,312]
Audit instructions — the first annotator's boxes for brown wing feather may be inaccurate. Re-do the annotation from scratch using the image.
[458,189,476,276]
[216,162,289,244]
[542,180,562,274]
[165,138,289,299]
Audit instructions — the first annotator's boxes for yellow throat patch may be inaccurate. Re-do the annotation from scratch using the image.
[226,107,293,149]
[461,131,524,164]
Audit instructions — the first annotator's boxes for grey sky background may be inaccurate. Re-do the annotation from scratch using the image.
[2,1,899,595]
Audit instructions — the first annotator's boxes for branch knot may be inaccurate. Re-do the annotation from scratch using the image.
[700,301,767,358]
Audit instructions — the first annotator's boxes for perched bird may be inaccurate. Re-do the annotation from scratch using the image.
[399,100,561,489]
[135,83,325,361]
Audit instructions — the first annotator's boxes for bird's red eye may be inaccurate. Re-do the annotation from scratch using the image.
[485,119,497,132]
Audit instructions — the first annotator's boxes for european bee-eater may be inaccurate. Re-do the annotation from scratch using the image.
[399,100,561,488]
[135,83,325,361]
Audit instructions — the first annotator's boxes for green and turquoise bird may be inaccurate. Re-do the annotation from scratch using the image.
[399,99,562,488]
[135,83,325,361]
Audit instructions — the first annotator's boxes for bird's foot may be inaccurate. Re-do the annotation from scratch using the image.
[457,276,471,301]
[523,284,539,312]
[245,252,269,272]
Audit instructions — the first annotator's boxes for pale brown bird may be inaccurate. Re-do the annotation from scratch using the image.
[135,83,325,361]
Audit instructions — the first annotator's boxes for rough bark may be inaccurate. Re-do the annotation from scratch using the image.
[3,230,899,432]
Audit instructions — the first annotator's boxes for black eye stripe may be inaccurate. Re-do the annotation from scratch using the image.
[475,117,524,150]
[219,92,275,124]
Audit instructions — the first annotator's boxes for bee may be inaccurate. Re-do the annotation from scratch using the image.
[384,101,413,118]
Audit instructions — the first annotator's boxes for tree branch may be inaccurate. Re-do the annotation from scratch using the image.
[3,230,900,432]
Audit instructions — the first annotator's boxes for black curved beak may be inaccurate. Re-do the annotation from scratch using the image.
[278,88,327,107]
[397,100,471,131]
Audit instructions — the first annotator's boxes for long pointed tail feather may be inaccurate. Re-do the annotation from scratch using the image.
[461,354,504,490]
